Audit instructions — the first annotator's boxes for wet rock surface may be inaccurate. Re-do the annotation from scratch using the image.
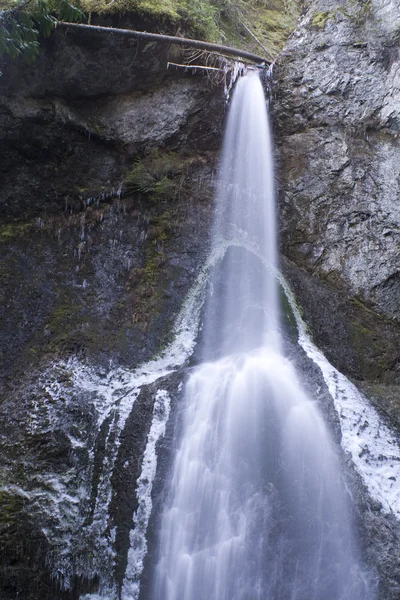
[282,258,400,407]
[0,22,171,99]
[274,0,400,317]
[272,6,400,591]
[272,2,400,595]
[0,20,225,599]
[1,3,400,598]
[0,23,226,381]
[273,0,400,403]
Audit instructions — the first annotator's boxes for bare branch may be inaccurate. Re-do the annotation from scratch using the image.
[167,61,225,73]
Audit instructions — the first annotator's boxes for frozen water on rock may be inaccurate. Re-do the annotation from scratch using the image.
[18,238,226,596]
[121,390,171,600]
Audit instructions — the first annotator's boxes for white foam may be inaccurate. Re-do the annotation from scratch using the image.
[121,390,171,600]
[76,246,227,598]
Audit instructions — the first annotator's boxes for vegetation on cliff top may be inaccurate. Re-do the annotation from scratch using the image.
[0,0,82,63]
[0,0,300,65]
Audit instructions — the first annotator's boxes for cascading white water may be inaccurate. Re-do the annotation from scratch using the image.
[150,73,375,600]
[204,71,280,356]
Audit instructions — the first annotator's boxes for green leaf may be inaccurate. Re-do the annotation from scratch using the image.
[55,0,83,23]
[0,0,85,66]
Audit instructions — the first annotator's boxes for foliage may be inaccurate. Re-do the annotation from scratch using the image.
[0,0,82,64]
[0,0,300,70]
[80,0,220,41]
[84,0,300,50]
[125,153,178,203]
[179,1,219,40]
[209,0,300,57]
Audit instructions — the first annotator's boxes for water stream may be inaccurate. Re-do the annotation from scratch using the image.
[13,72,400,600]
[147,73,376,600]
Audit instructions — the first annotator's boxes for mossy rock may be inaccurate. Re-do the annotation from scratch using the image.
[0,222,32,243]
[312,11,333,28]
[311,6,352,30]
[0,490,24,527]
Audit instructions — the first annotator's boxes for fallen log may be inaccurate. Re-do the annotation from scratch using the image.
[58,22,269,65]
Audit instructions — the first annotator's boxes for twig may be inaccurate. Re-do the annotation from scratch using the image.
[167,62,225,73]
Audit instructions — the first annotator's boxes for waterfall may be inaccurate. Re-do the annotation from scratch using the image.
[148,73,376,600]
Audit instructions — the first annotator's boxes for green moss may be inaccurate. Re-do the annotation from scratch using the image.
[128,207,175,328]
[351,322,372,337]
[0,222,31,243]
[43,300,83,354]
[81,0,180,19]
[143,249,165,279]
[0,1,20,8]
[81,0,219,40]
[130,249,166,326]
[49,304,74,324]
[350,322,376,360]
[214,0,299,57]
[348,0,372,21]
[312,11,331,28]
[255,8,295,55]
[87,118,107,137]
[358,381,400,425]
[280,284,299,337]
[348,300,398,381]
[312,6,351,29]
[80,0,299,50]
[349,295,376,316]
[145,150,183,178]
[0,491,24,527]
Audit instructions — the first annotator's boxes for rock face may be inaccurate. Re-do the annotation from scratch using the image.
[1,4,400,599]
[274,0,400,392]
[0,27,226,383]
[0,23,227,599]
[273,3,400,596]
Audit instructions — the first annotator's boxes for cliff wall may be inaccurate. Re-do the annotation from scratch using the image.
[1,2,400,598]
[275,0,400,421]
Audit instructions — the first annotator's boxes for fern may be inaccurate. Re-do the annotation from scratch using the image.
[125,158,177,202]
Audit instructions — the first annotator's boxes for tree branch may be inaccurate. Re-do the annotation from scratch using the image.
[58,21,270,65]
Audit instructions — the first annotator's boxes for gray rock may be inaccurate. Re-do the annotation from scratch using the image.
[274,0,400,323]
[274,3,400,596]
[1,5,400,598]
